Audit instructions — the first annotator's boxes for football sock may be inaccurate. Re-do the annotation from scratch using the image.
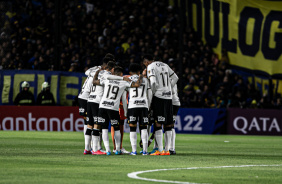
[102,129,110,152]
[114,130,121,151]
[92,129,99,152]
[85,128,92,151]
[155,128,163,152]
[98,131,102,150]
[141,129,148,152]
[83,125,87,138]
[164,127,172,152]
[130,130,137,152]
[171,128,176,151]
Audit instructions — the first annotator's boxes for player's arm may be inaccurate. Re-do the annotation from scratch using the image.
[130,74,143,87]
[121,91,128,118]
[149,76,157,94]
[92,69,102,85]
[168,66,179,87]
[147,88,153,110]
[147,65,157,94]
[85,66,99,76]
[105,74,131,82]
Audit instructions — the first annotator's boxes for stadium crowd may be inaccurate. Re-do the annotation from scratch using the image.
[1,0,280,109]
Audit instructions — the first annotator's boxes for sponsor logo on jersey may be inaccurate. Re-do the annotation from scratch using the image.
[102,101,114,106]
[133,100,146,105]
[173,115,176,122]
[94,117,98,122]
[130,116,136,121]
[111,119,118,125]
[109,80,120,85]
[79,108,85,113]
[156,63,165,67]
[162,91,172,97]
[89,95,96,99]
[98,117,105,123]
[158,116,165,122]
[143,117,149,123]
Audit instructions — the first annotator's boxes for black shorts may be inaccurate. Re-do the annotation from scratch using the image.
[98,108,120,128]
[148,109,155,125]
[151,96,173,125]
[86,102,99,126]
[78,98,87,117]
[173,105,180,124]
[128,108,149,125]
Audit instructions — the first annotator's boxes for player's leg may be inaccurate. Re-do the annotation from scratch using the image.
[150,122,163,155]
[99,108,111,155]
[111,126,116,152]
[148,109,154,144]
[170,105,179,155]
[140,108,149,155]
[109,110,122,155]
[150,123,159,153]
[128,108,138,155]
[119,121,130,154]
[129,125,137,155]
[163,126,172,154]
[78,98,88,137]
[150,97,166,156]
[162,99,174,155]
[84,102,94,154]
[78,98,89,153]
[91,103,106,155]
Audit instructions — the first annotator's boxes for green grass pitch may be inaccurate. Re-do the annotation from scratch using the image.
[1,131,282,184]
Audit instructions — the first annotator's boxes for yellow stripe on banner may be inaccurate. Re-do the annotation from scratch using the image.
[51,75,58,104]
[37,74,45,94]
[2,75,11,103]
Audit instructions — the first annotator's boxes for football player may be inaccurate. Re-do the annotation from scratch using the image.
[93,66,142,155]
[143,55,179,156]
[88,61,131,155]
[127,63,152,155]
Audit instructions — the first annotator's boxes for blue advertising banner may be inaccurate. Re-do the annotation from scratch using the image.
[0,70,86,106]
[174,108,226,134]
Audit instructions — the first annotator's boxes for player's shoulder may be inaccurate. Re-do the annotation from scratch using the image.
[129,74,138,81]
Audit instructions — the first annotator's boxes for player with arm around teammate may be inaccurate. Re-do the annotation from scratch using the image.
[79,57,115,154]
[93,66,142,155]
[127,63,152,155]
[143,54,179,156]
[89,61,131,155]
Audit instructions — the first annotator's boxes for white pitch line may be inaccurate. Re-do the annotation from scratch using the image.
[127,164,282,184]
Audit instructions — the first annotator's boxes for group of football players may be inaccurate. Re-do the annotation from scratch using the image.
[78,53,180,156]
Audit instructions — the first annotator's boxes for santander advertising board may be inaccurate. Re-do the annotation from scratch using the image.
[0,106,84,132]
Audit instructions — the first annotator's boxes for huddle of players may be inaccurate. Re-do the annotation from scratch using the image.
[78,53,180,156]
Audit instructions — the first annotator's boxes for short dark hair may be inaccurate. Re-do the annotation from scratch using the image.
[105,53,115,60]
[103,57,115,64]
[114,66,123,75]
[143,54,154,61]
[106,61,116,70]
[129,63,142,73]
